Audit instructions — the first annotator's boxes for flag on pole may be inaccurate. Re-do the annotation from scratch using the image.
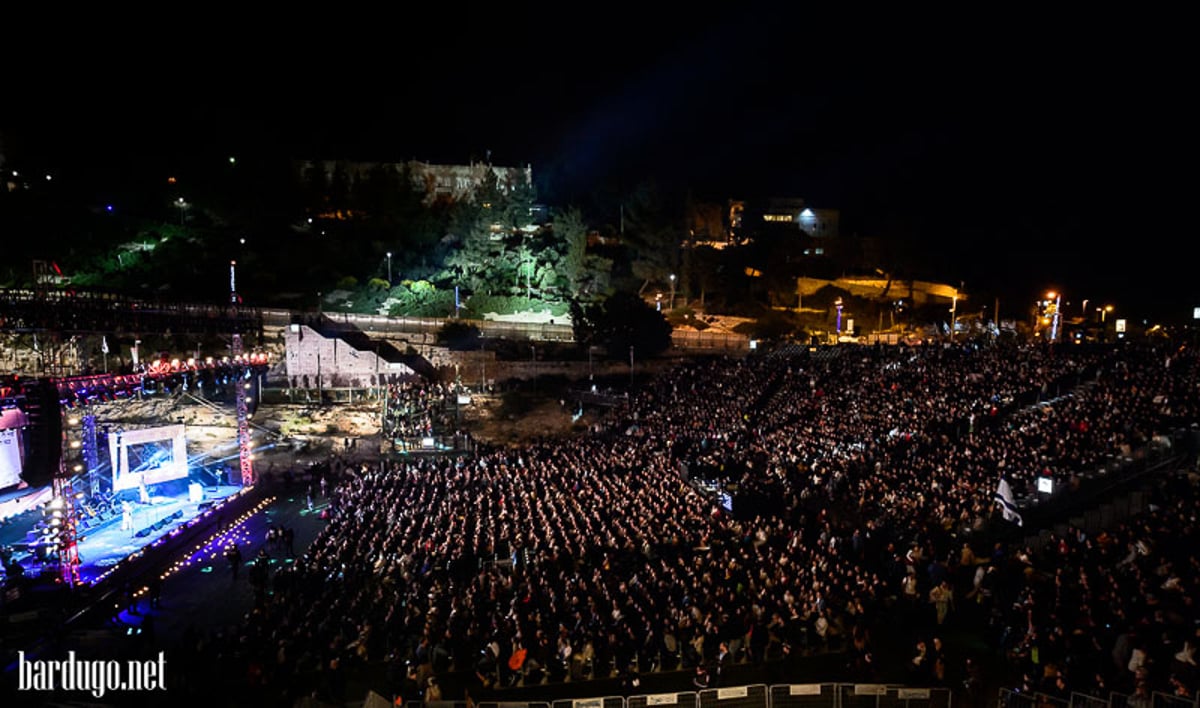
[101,336,109,354]
[994,477,1023,526]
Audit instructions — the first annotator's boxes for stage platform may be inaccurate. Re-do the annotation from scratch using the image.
[1,484,244,587]
[0,484,53,523]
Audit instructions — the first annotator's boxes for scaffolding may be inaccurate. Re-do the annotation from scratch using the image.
[230,260,254,487]
[53,452,80,587]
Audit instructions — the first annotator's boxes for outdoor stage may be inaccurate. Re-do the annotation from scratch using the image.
[1,482,244,587]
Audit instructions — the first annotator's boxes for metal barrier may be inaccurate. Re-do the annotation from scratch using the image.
[1032,694,1069,708]
[837,685,951,708]
[553,696,626,708]
[672,330,750,352]
[998,689,1037,708]
[535,685,956,708]
[769,683,838,708]
[389,434,475,455]
[840,685,898,708]
[699,685,769,708]
[628,692,699,708]
[879,686,951,708]
[480,702,553,708]
[1153,693,1197,708]
[1069,692,1108,708]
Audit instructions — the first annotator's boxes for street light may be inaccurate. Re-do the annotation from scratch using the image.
[669,273,676,311]
[386,252,392,285]
[176,197,186,225]
[1046,291,1062,343]
[1096,305,1114,343]
[950,293,959,342]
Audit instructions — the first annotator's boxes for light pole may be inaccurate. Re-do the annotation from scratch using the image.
[950,293,958,342]
[1097,305,1113,343]
[669,273,676,311]
[1048,291,1062,343]
[386,252,392,286]
[176,197,185,225]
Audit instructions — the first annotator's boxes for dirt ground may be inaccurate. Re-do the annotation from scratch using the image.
[461,390,605,447]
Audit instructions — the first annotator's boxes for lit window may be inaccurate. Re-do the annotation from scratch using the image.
[815,248,824,255]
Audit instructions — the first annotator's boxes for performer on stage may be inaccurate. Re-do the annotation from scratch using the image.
[120,500,135,531]
[138,478,151,505]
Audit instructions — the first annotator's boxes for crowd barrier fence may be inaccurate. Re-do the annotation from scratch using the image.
[388,685,950,708]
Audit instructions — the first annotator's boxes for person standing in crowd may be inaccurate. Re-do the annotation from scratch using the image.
[225,542,242,582]
[148,575,162,610]
[930,580,954,626]
[713,641,731,686]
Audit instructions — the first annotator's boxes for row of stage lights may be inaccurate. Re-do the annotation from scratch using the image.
[39,494,81,553]
[143,353,269,376]
[56,355,269,408]
[124,495,275,604]
[90,488,261,588]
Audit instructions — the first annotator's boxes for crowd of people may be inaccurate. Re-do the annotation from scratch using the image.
[993,471,1200,705]
[382,378,466,444]
[167,340,1200,705]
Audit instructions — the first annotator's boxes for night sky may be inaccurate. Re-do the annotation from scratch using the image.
[3,11,1194,322]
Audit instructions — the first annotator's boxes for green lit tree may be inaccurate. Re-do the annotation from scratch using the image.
[551,207,588,296]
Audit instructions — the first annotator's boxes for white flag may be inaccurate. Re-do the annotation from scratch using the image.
[101,336,109,354]
[994,477,1023,526]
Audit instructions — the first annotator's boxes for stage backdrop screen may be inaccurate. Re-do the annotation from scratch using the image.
[0,428,23,489]
[0,408,28,489]
[126,439,176,475]
[109,424,189,491]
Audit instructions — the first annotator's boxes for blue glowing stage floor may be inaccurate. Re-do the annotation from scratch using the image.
[6,485,245,587]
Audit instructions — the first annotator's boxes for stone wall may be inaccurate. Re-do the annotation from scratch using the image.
[284,325,413,389]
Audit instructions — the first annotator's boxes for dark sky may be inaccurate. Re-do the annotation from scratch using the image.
[3,11,1194,321]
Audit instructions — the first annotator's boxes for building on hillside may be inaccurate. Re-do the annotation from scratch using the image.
[796,276,960,308]
[727,198,840,254]
[293,159,534,207]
